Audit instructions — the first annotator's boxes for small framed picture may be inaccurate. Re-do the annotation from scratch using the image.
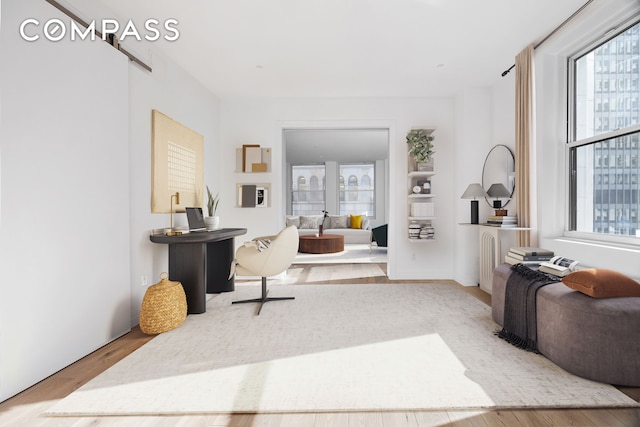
[256,186,268,207]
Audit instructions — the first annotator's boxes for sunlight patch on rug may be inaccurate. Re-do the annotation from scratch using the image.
[305,264,386,282]
[293,243,387,264]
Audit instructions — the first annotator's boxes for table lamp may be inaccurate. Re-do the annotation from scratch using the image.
[165,192,182,236]
[461,183,487,224]
[487,183,511,215]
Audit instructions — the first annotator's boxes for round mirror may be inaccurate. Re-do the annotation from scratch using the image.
[482,144,515,208]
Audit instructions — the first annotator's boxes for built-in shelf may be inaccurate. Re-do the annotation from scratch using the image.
[235,146,272,173]
[236,182,270,208]
[408,171,436,178]
[407,131,436,241]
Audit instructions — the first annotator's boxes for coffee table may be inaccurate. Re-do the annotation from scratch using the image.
[298,234,345,254]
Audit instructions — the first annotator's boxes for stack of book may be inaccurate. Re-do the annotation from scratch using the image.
[486,215,518,227]
[504,246,554,265]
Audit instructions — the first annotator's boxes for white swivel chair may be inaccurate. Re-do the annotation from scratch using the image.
[231,225,299,315]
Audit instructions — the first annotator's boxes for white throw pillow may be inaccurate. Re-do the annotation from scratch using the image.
[330,215,349,229]
[285,216,300,228]
[299,216,319,229]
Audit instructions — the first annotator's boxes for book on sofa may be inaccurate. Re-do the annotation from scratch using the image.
[509,247,554,257]
[538,256,580,277]
[505,247,554,265]
[504,254,545,265]
[506,251,554,262]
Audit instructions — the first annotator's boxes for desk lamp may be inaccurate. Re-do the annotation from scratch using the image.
[461,183,487,224]
[486,183,511,215]
[165,192,182,236]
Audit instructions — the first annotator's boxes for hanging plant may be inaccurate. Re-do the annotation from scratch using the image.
[406,129,435,163]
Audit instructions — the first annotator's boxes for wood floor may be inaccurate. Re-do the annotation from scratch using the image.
[1,263,639,427]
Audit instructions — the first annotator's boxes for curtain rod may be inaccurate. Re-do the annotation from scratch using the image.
[501,0,594,77]
[45,0,153,72]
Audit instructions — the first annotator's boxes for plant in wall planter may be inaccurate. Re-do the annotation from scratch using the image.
[205,185,220,230]
[406,129,435,171]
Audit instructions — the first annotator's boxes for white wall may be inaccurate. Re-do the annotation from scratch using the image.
[376,159,388,224]
[491,0,640,279]
[219,97,459,280]
[57,0,223,326]
[0,0,221,401]
[453,88,498,286]
[128,52,221,324]
[489,76,518,263]
[0,0,130,401]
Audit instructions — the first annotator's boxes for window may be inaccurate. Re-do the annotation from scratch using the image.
[291,165,325,216]
[338,163,375,216]
[290,162,376,217]
[569,20,640,239]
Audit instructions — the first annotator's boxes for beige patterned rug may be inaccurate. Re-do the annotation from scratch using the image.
[46,283,637,416]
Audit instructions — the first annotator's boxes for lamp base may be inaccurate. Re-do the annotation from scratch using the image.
[470,200,479,224]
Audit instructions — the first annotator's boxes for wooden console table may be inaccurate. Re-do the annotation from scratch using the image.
[150,228,247,314]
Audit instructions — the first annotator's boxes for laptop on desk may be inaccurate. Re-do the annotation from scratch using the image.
[185,207,207,232]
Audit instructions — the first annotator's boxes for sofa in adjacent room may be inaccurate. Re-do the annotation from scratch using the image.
[285,214,371,244]
[492,263,640,387]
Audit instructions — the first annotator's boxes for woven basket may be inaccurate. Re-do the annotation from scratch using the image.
[139,272,187,335]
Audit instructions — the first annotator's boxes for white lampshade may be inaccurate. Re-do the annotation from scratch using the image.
[487,183,511,198]
[461,183,487,200]
[487,183,511,209]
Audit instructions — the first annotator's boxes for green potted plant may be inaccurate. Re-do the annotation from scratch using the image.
[406,129,435,170]
[205,185,220,230]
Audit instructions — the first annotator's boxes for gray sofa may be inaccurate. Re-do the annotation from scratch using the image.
[285,215,371,244]
[492,263,640,386]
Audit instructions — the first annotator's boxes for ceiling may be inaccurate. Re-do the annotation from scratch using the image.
[59,0,590,163]
[67,0,589,98]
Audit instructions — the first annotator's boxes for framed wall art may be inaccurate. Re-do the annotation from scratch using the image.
[151,110,204,213]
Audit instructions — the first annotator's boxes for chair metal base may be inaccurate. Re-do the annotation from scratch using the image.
[232,277,294,315]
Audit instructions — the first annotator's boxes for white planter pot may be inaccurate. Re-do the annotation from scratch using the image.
[204,216,220,231]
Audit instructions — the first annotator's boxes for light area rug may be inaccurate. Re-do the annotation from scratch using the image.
[46,283,637,416]
[293,243,387,264]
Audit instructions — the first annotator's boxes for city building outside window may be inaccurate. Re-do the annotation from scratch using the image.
[569,19,640,239]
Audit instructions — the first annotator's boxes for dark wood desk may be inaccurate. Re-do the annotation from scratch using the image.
[150,228,247,314]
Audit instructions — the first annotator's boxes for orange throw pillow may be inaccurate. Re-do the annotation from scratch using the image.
[350,214,363,229]
[561,269,640,298]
